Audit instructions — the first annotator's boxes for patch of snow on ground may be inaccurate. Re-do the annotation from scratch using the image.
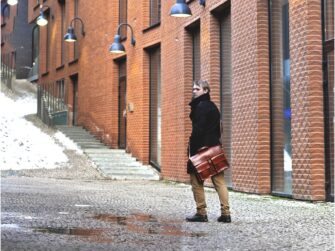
[0,91,69,170]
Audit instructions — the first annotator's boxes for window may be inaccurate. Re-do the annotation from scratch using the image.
[269,0,292,195]
[60,1,65,65]
[118,59,127,149]
[119,0,127,39]
[219,8,232,187]
[46,14,50,72]
[150,0,161,26]
[192,26,201,82]
[149,46,161,169]
[41,12,50,73]
[56,79,66,110]
[322,0,334,201]
[74,0,79,59]
[31,25,39,79]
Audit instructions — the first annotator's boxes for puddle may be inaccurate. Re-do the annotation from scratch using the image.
[92,213,207,238]
[33,227,104,237]
[92,214,127,225]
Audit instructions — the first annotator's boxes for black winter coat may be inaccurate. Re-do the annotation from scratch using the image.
[187,93,221,173]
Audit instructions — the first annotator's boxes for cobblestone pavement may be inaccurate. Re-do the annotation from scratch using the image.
[1,176,334,251]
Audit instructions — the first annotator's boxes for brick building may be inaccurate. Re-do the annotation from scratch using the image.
[1,0,35,86]
[27,0,334,201]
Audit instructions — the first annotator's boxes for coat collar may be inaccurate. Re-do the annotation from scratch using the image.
[189,92,211,108]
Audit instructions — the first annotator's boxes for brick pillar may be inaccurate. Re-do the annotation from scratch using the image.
[289,0,325,201]
[231,0,271,194]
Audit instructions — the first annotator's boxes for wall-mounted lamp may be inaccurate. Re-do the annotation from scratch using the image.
[36,4,52,26]
[109,23,136,54]
[1,3,10,18]
[7,0,18,6]
[170,0,206,17]
[64,17,85,42]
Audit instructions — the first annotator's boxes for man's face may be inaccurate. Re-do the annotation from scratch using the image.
[192,84,207,99]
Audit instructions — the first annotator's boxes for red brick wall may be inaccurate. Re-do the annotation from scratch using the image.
[289,0,325,201]
[26,0,329,201]
[230,0,271,194]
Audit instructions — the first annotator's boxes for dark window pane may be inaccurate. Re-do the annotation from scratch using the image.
[149,47,161,169]
[119,60,127,149]
[325,0,334,40]
[192,28,200,82]
[74,0,79,59]
[119,0,127,39]
[150,0,161,25]
[220,9,232,187]
[269,0,292,195]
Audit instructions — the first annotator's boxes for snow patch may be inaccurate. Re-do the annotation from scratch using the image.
[0,91,75,170]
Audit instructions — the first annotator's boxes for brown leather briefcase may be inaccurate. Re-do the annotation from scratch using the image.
[189,145,229,182]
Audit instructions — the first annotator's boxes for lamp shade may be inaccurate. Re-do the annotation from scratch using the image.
[109,35,125,53]
[36,13,48,26]
[64,26,77,42]
[170,0,192,17]
[7,0,18,5]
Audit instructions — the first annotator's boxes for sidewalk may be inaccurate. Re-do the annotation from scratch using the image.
[1,176,334,251]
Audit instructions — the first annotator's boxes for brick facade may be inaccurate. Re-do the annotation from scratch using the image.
[26,0,333,201]
[1,0,33,79]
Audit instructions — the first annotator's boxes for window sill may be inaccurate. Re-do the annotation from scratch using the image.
[56,64,65,71]
[41,71,49,77]
[68,58,78,65]
[33,4,40,11]
[142,22,161,33]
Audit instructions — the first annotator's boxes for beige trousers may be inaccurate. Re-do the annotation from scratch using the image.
[190,172,230,216]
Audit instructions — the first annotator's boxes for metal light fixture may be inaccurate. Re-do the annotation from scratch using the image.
[36,4,51,26]
[7,0,18,5]
[109,23,136,54]
[64,17,85,42]
[1,3,10,18]
[170,0,206,17]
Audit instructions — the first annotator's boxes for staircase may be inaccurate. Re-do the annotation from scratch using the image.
[56,126,160,180]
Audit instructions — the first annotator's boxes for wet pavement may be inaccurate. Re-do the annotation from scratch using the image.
[1,176,334,251]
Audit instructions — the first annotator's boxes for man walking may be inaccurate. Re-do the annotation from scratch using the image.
[186,80,231,223]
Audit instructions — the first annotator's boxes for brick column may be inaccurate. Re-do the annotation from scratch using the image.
[289,0,325,200]
[231,0,271,194]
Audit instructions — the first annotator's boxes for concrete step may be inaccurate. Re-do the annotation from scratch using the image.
[68,139,102,144]
[88,156,137,162]
[96,162,144,168]
[104,173,159,180]
[79,145,109,149]
[56,126,161,181]
[84,149,126,154]
[98,166,156,174]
